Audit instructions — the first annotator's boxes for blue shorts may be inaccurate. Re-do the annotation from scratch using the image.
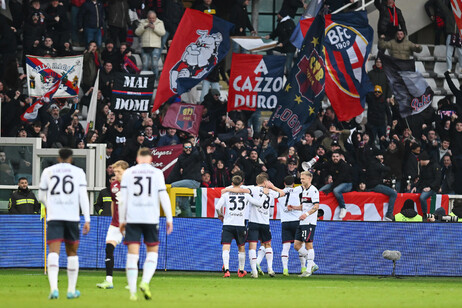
[221,225,247,246]
[295,224,316,243]
[47,220,80,244]
[247,222,271,243]
[281,221,299,243]
[124,223,159,246]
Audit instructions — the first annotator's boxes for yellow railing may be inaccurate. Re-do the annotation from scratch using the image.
[164,184,196,216]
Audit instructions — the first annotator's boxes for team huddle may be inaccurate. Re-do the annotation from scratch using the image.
[218,171,320,278]
[38,148,319,301]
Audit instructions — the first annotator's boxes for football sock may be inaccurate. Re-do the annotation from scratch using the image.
[47,252,59,291]
[67,256,79,293]
[299,253,307,269]
[141,252,158,284]
[298,246,309,259]
[105,244,115,282]
[238,251,246,271]
[126,254,139,294]
[281,243,291,270]
[222,250,230,271]
[256,246,266,265]
[249,249,257,274]
[307,249,315,270]
[265,247,274,272]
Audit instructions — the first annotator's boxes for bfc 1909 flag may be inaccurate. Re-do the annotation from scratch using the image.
[380,53,434,118]
[111,72,155,112]
[269,14,326,146]
[227,54,285,112]
[26,55,83,98]
[162,102,204,136]
[152,8,234,112]
[290,11,374,121]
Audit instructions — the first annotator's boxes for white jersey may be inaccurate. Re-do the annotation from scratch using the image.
[216,192,265,226]
[278,187,302,222]
[294,185,319,225]
[38,163,90,222]
[248,186,279,225]
[120,163,168,224]
[225,184,252,220]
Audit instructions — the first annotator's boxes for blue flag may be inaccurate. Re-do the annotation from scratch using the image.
[269,15,326,146]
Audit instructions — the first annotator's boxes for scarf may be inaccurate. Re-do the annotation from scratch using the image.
[387,5,398,27]
[123,55,141,74]
[94,51,100,67]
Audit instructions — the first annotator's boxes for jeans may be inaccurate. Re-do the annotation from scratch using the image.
[171,179,200,217]
[445,34,462,71]
[84,28,102,47]
[71,6,83,45]
[141,47,162,78]
[161,30,170,50]
[370,184,397,216]
[248,109,262,134]
[419,189,435,214]
[284,52,295,75]
[200,79,220,102]
[320,183,353,208]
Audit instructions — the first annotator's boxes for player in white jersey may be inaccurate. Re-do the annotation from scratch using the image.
[97,160,129,289]
[38,148,90,300]
[278,176,307,276]
[119,148,173,301]
[216,175,268,278]
[288,171,320,278]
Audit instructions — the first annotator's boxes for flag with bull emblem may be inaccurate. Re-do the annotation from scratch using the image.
[152,8,234,112]
[162,102,204,136]
[269,14,326,146]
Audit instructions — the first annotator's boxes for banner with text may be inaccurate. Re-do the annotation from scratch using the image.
[162,102,204,135]
[227,54,285,111]
[26,55,83,98]
[195,190,449,220]
[112,72,155,112]
[151,144,184,178]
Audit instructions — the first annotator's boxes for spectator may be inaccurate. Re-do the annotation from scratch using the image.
[38,36,58,57]
[285,157,300,182]
[23,13,46,58]
[82,41,101,92]
[230,0,256,53]
[192,0,218,15]
[439,154,455,194]
[46,0,71,49]
[279,0,305,18]
[265,9,296,75]
[94,174,115,216]
[319,151,353,219]
[142,126,157,148]
[217,119,248,145]
[0,14,18,77]
[383,139,404,192]
[169,141,203,217]
[200,68,221,103]
[367,57,392,103]
[122,131,145,166]
[366,149,396,221]
[201,171,212,188]
[237,149,266,185]
[366,85,392,143]
[135,11,166,78]
[395,199,422,222]
[101,41,119,68]
[322,106,339,129]
[99,62,115,99]
[58,41,76,56]
[106,0,130,46]
[424,0,448,45]
[162,0,185,49]
[296,131,317,164]
[212,159,231,187]
[411,151,441,215]
[378,30,422,60]
[258,135,277,163]
[321,123,350,153]
[403,142,421,190]
[437,138,452,164]
[8,177,40,214]
[374,0,407,41]
[157,127,180,146]
[0,151,15,184]
[121,48,141,74]
[78,0,104,47]
[71,0,86,46]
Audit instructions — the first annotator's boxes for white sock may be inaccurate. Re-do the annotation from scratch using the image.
[106,276,113,284]
[307,249,315,270]
[222,250,230,271]
[257,246,266,266]
[299,254,307,269]
[126,254,139,294]
[142,252,158,284]
[298,246,309,259]
[47,252,59,292]
[249,249,257,274]
[238,251,245,271]
[265,247,274,272]
[67,256,79,293]
[281,243,291,270]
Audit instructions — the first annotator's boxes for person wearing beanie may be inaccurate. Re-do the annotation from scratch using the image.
[8,177,41,214]
[395,199,422,222]
[366,85,392,143]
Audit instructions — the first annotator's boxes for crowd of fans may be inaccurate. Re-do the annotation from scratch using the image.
[1,0,462,218]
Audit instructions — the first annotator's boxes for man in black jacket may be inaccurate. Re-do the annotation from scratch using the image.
[319,151,353,219]
[169,141,204,217]
[374,0,407,41]
[366,149,397,221]
[366,85,392,143]
[8,178,41,214]
[411,151,441,215]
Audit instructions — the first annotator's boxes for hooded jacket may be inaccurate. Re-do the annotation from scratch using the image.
[8,187,41,214]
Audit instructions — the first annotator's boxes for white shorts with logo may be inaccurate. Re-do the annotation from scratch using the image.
[105,225,124,245]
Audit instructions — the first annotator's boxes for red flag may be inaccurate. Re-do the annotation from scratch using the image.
[151,144,184,178]
[451,0,462,37]
[21,78,63,122]
[162,102,204,136]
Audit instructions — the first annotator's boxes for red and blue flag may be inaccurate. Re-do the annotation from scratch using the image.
[269,15,326,146]
[152,8,233,112]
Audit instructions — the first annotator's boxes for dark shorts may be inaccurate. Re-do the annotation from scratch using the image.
[221,225,247,246]
[124,223,159,246]
[47,220,80,244]
[281,221,300,243]
[247,222,272,243]
[295,224,316,243]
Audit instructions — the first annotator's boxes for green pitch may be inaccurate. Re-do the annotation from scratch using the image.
[1,269,462,307]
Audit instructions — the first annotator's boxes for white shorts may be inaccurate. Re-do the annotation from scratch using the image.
[105,225,123,245]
